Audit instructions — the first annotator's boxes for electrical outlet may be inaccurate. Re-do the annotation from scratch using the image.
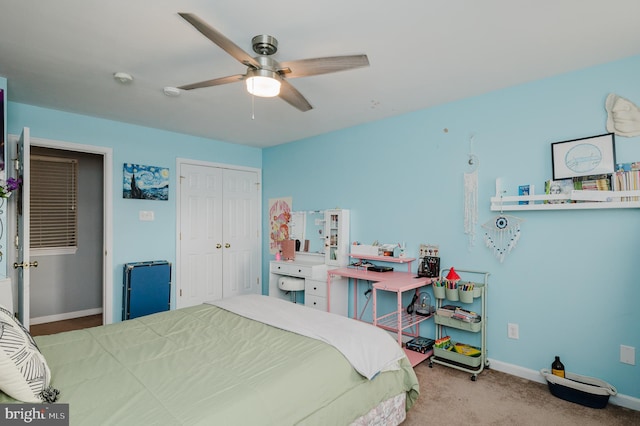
[620,345,636,365]
[508,323,519,339]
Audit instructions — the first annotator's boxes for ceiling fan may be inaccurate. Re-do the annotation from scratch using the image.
[176,13,370,112]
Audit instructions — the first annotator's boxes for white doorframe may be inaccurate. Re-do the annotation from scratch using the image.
[175,157,262,307]
[7,135,114,324]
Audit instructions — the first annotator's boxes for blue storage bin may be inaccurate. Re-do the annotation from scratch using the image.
[540,369,617,409]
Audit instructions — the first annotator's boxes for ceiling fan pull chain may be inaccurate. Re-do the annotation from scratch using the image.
[251,92,255,120]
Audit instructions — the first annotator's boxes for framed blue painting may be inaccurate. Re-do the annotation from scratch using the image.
[123,163,169,200]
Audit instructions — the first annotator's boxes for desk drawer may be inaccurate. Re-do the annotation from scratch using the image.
[305,279,326,297]
[270,262,312,278]
[305,294,327,311]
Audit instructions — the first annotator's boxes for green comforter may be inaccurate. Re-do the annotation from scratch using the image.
[1,303,419,425]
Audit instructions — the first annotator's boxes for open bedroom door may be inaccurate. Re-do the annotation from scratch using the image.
[14,127,34,329]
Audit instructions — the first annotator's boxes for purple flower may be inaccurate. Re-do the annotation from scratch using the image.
[6,177,21,192]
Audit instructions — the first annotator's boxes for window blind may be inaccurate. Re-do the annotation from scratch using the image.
[30,155,78,249]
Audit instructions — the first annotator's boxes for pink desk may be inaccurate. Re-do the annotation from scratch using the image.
[372,278,433,345]
[327,268,425,317]
[327,267,434,366]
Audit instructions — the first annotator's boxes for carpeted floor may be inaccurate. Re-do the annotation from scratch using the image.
[404,361,640,425]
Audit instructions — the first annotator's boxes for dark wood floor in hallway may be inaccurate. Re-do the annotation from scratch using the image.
[30,314,103,336]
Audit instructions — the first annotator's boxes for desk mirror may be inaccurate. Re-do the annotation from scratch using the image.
[289,210,325,254]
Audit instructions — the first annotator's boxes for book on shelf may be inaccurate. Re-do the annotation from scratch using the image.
[612,166,640,201]
[545,175,614,204]
[572,174,611,192]
[616,162,640,172]
[518,184,534,205]
[545,179,573,204]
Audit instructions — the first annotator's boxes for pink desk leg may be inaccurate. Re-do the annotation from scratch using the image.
[373,287,377,327]
[396,290,403,345]
[326,274,331,313]
[353,279,358,319]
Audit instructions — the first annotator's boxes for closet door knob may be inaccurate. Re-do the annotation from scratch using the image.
[216,244,222,249]
[225,243,231,248]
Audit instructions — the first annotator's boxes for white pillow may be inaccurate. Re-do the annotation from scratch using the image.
[0,305,56,402]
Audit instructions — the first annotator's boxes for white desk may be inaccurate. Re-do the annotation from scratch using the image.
[269,252,349,316]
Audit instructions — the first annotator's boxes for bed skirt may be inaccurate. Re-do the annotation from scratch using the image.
[350,393,406,426]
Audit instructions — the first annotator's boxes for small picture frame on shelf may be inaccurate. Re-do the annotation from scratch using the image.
[551,133,616,180]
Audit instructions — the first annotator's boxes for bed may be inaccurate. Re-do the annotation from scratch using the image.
[0,294,419,425]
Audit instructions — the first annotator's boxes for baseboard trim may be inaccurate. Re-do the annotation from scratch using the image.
[31,308,103,325]
[488,358,640,411]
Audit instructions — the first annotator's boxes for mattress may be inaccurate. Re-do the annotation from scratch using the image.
[0,297,419,425]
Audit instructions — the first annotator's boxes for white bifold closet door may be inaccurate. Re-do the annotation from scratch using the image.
[178,162,260,308]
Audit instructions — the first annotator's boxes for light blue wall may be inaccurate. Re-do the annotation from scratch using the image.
[263,55,640,399]
[7,103,261,320]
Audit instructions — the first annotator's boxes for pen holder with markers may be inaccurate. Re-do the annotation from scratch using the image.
[444,280,459,301]
[458,282,475,304]
[432,280,446,299]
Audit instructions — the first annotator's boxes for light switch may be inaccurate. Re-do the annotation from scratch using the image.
[139,210,155,221]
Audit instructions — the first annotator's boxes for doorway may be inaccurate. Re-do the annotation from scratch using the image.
[29,147,103,326]
[7,134,114,328]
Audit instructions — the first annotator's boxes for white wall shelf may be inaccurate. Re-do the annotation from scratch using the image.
[490,190,640,211]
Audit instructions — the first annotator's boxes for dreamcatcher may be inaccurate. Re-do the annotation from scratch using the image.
[464,134,479,248]
[482,205,524,263]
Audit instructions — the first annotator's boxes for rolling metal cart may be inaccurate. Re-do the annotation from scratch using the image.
[429,268,489,381]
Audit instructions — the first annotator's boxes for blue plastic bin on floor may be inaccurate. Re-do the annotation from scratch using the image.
[540,369,617,409]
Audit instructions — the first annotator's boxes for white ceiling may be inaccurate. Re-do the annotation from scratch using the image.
[2,1,640,148]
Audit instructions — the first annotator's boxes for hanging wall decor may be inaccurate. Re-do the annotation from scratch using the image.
[464,134,479,248]
[482,213,523,263]
[464,170,478,247]
[123,163,169,200]
[606,93,640,137]
[268,197,292,254]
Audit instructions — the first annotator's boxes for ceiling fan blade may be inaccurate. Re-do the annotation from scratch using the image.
[278,54,369,79]
[178,13,260,69]
[178,74,245,90]
[278,80,312,112]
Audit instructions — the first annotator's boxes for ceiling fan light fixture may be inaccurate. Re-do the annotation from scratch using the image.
[245,69,281,98]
